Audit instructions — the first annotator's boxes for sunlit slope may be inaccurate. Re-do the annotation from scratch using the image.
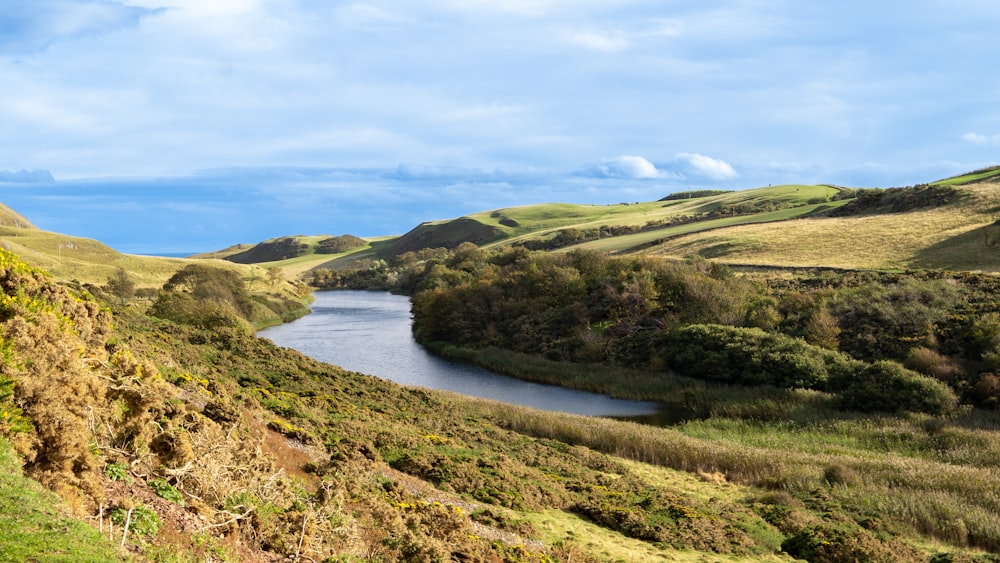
[636,181,1000,271]
[193,234,396,279]
[0,222,254,289]
[563,201,847,254]
[466,184,846,246]
[483,184,836,228]
[0,202,36,229]
[932,165,1000,186]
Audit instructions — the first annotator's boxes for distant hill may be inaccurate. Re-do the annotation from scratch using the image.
[370,184,844,259]
[226,236,309,264]
[361,179,1000,272]
[384,217,505,256]
[225,234,369,264]
[636,180,1000,271]
[188,243,254,260]
[0,203,274,292]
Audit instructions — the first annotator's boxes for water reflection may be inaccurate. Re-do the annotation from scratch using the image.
[258,290,662,418]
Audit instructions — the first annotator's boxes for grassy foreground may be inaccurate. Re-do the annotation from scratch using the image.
[0,437,122,562]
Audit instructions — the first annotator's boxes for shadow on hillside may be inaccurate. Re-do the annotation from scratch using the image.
[911,223,1000,270]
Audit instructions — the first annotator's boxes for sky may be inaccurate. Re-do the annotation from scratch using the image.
[1,0,999,254]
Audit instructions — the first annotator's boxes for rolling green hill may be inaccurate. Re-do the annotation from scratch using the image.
[222,177,999,277]
[0,220,312,329]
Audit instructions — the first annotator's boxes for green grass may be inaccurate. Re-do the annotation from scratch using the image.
[0,437,123,562]
[634,182,1000,270]
[566,201,848,254]
[468,185,844,251]
[466,398,1000,551]
[932,166,1000,186]
[525,508,794,562]
[425,342,1000,554]
[0,225,251,289]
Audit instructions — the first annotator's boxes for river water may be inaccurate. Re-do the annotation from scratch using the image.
[258,290,662,418]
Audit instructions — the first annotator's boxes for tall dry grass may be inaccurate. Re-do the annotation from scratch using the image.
[465,398,1000,550]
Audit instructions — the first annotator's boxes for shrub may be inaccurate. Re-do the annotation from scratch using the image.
[905,346,961,381]
[316,235,366,254]
[823,463,860,487]
[840,360,958,415]
[662,324,859,390]
[781,524,921,562]
[0,373,31,435]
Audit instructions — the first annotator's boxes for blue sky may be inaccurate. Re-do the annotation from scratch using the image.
[1,0,999,254]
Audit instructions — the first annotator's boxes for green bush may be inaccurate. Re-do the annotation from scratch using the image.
[662,324,859,390]
[781,524,919,562]
[839,360,958,415]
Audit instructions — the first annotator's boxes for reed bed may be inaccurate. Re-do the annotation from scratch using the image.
[464,398,1000,551]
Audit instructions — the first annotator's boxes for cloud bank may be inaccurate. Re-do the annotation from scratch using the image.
[963,133,1000,145]
[585,154,738,182]
[0,169,55,183]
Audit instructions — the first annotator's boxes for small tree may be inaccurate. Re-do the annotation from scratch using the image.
[106,267,136,304]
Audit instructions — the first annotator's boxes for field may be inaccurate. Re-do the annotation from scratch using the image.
[636,182,1000,271]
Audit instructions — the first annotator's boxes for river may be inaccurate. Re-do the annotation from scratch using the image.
[258,290,662,418]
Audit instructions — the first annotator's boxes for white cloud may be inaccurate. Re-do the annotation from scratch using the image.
[564,18,680,53]
[962,132,1000,144]
[674,153,738,180]
[569,30,630,52]
[597,155,670,179]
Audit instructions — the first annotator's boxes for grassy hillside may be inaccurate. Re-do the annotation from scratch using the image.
[0,202,37,229]
[932,165,1000,186]
[636,182,1000,271]
[237,179,997,277]
[475,184,844,247]
[0,221,313,331]
[0,225,191,288]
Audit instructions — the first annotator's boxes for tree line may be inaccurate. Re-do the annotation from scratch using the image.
[316,243,1000,414]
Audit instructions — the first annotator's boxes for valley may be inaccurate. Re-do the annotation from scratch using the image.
[1,168,1000,561]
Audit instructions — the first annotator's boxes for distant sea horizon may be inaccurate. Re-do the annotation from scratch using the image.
[135,251,197,258]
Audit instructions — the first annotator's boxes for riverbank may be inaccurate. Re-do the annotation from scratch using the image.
[425,341,841,422]
[258,290,661,417]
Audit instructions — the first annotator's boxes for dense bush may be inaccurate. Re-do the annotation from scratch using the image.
[150,264,258,330]
[781,524,923,563]
[661,324,859,391]
[323,243,1000,411]
[839,360,958,415]
[826,184,963,217]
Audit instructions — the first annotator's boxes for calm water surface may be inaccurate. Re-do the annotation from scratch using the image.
[258,290,661,417]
